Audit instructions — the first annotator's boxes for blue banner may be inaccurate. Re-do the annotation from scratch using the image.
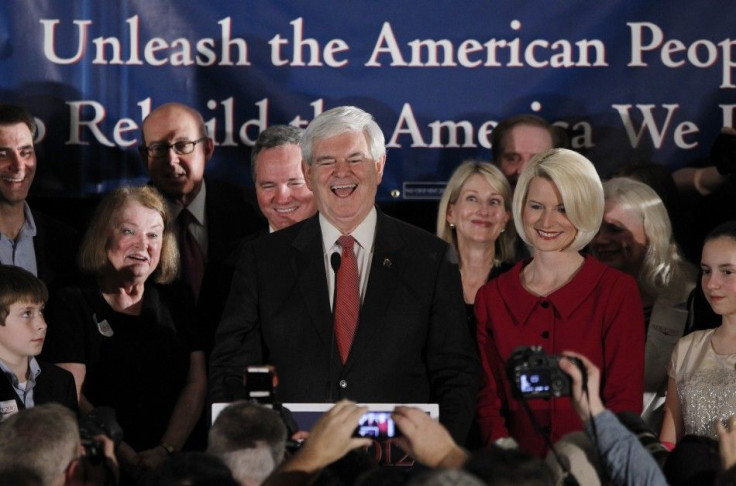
[2,1,735,201]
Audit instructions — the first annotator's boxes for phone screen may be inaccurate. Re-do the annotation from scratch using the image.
[354,411,400,439]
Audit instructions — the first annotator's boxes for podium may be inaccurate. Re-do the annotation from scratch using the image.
[212,402,438,466]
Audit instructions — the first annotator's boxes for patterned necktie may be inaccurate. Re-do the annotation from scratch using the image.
[335,235,360,363]
[177,208,205,298]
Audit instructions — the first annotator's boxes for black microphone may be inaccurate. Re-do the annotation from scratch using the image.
[330,252,341,334]
[326,252,341,402]
[331,252,342,274]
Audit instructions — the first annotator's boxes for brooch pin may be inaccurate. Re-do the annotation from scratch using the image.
[93,313,114,337]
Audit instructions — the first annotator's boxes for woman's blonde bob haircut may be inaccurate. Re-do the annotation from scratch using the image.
[601,177,682,291]
[78,185,179,284]
[437,160,515,265]
[512,148,604,252]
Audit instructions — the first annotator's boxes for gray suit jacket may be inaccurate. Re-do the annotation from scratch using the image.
[641,261,698,431]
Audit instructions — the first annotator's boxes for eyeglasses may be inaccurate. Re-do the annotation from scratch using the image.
[140,137,207,159]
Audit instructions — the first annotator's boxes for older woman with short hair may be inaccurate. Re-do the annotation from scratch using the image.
[475,149,645,457]
[41,186,206,474]
[592,177,697,430]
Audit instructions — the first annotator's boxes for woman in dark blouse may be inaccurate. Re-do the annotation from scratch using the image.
[437,161,515,337]
[42,186,206,476]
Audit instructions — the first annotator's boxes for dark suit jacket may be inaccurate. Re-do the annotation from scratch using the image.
[195,179,265,353]
[31,210,80,291]
[209,210,479,442]
[197,227,268,358]
[0,359,78,415]
[203,179,266,266]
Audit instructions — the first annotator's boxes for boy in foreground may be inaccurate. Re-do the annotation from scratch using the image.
[0,264,77,418]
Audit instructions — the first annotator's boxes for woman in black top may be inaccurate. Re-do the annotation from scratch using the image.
[437,161,515,337]
[42,186,206,476]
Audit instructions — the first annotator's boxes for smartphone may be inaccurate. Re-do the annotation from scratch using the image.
[354,411,400,439]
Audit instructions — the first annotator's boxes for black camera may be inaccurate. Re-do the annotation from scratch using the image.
[79,407,123,464]
[244,365,279,405]
[506,346,584,399]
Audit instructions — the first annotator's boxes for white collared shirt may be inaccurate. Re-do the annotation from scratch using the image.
[320,208,377,309]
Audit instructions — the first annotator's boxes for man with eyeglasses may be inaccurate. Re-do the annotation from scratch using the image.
[140,103,264,301]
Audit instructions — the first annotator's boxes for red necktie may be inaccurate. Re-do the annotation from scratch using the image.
[335,235,360,363]
[177,208,205,298]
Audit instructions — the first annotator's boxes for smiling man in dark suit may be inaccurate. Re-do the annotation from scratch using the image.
[209,106,479,443]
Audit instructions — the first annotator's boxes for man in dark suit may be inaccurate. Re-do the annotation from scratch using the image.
[209,106,479,442]
[0,104,79,290]
[140,102,264,300]
[197,125,318,356]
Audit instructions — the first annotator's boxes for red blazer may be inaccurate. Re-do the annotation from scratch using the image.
[475,255,645,457]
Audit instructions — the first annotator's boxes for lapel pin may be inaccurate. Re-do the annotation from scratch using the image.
[383,258,392,268]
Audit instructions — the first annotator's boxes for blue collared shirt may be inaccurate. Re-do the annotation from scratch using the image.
[0,203,38,276]
[0,356,41,409]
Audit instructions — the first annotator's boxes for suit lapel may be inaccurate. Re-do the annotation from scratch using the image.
[344,212,405,370]
[32,372,48,405]
[292,217,335,356]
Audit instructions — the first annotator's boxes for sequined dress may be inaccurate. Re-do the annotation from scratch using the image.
[668,328,736,439]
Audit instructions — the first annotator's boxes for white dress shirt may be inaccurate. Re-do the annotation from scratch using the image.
[319,208,377,309]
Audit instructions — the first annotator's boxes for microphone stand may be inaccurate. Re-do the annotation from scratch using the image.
[326,252,341,402]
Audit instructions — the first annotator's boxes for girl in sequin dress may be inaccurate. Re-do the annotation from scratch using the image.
[660,221,736,445]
